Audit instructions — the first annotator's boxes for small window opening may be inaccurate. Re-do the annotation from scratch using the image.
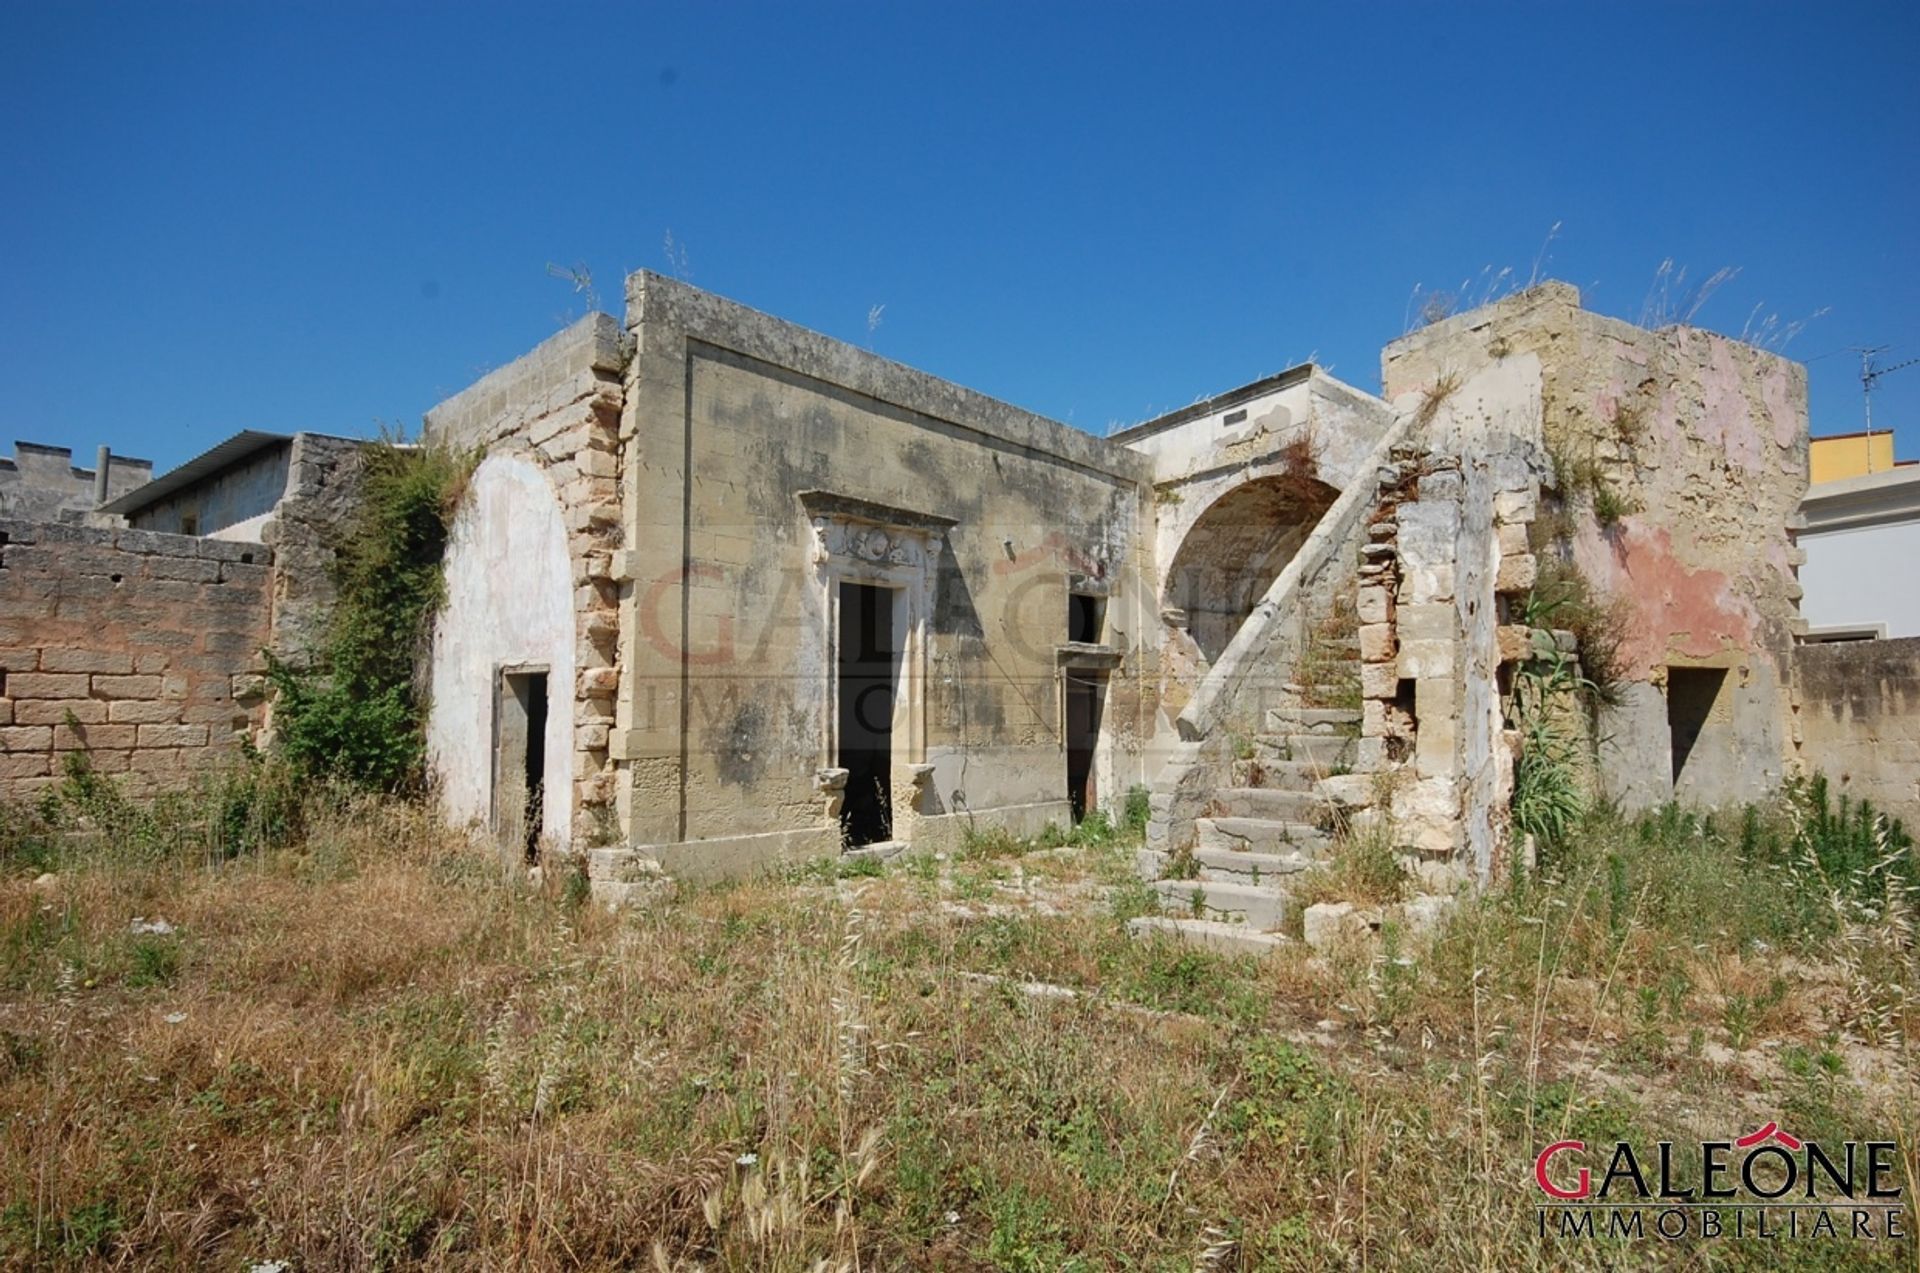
[180,513,199,536]
[1223,409,1248,426]
[1068,592,1106,645]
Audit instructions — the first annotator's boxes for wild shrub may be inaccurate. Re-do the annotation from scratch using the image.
[268,439,475,790]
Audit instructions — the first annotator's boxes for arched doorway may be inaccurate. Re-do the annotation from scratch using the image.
[1163,475,1338,662]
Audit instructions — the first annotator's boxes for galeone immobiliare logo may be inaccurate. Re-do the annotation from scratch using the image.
[1533,1123,1906,1242]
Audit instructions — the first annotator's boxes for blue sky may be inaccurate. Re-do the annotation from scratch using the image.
[3,2,1916,473]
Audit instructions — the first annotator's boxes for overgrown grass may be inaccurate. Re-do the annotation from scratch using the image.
[0,770,1914,1269]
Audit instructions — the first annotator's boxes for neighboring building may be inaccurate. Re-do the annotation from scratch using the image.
[1809,429,1904,483]
[99,429,371,657]
[0,440,151,522]
[101,430,298,540]
[1795,465,1920,641]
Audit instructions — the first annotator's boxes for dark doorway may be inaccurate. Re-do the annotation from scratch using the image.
[1065,668,1107,823]
[1666,667,1725,788]
[838,583,900,846]
[495,668,549,863]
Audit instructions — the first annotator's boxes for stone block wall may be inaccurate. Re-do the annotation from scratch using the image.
[1383,283,1808,812]
[0,519,271,798]
[257,433,369,661]
[1792,637,1920,825]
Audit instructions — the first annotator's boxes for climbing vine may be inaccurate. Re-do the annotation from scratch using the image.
[267,439,476,791]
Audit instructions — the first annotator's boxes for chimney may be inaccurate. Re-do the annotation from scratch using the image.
[93,445,111,506]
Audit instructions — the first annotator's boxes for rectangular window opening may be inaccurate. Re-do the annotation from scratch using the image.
[1068,592,1106,645]
[838,582,900,847]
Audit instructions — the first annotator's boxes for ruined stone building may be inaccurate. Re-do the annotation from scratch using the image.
[3,271,1913,938]
[0,441,150,522]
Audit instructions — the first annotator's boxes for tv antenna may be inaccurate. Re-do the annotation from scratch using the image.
[1857,346,1920,473]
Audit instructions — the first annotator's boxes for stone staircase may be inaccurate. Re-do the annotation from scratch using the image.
[1129,702,1360,955]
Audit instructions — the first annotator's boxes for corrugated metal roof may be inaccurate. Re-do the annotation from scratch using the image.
[97,430,292,516]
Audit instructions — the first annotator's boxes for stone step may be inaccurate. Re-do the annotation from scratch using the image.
[1231,758,1325,792]
[1136,846,1314,884]
[1253,732,1356,767]
[1211,786,1329,822]
[1125,915,1288,957]
[1263,706,1362,733]
[843,840,910,864]
[1150,877,1290,931]
[1198,816,1332,855]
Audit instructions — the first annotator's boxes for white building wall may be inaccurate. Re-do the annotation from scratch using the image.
[1800,520,1920,638]
[427,454,577,847]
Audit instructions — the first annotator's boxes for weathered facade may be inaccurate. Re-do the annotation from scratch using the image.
[0,441,150,523]
[10,268,1892,939]
[401,274,1844,915]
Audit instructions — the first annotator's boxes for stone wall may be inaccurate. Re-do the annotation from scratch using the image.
[257,433,369,661]
[1383,283,1809,812]
[0,519,271,798]
[611,271,1159,882]
[1792,637,1920,824]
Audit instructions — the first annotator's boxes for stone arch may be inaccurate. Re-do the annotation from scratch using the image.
[427,452,577,851]
[1163,474,1339,662]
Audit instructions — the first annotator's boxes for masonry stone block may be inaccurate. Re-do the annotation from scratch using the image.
[8,673,88,699]
[0,700,10,727]
[1397,639,1455,680]
[1493,489,1537,523]
[39,649,133,675]
[1396,500,1460,569]
[17,699,105,725]
[55,724,136,750]
[1358,623,1395,662]
[1397,603,1455,643]
[0,726,54,749]
[1361,662,1398,700]
[1356,585,1391,625]
[1495,553,1537,593]
[0,753,49,779]
[1401,562,1453,604]
[136,724,209,748]
[1416,714,1460,778]
[108,701,182,724]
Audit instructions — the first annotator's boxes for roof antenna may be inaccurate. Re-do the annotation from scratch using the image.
[1856,346,1920,474]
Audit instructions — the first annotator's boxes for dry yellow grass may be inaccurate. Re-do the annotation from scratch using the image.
[2,785,1916,1270]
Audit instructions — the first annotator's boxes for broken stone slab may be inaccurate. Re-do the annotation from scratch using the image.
[1302,901,1381,951]
[1126,915,1287,957]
